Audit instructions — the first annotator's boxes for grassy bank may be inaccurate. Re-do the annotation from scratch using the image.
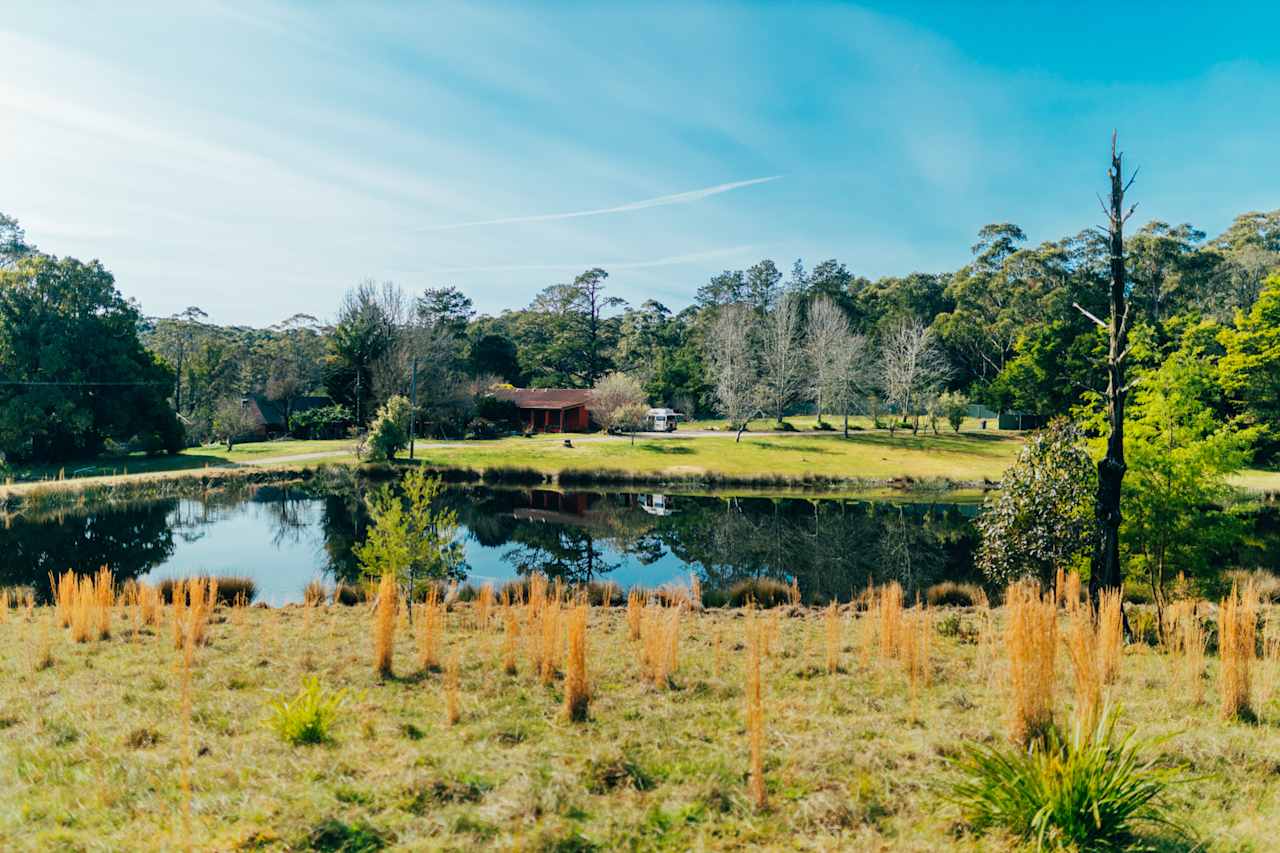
[407,429,1023,487]
[1,594,1276,849]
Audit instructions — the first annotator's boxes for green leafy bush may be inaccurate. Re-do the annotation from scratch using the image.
[947,707,1187,850]
[266,677,348,745]
[363,395,411,462]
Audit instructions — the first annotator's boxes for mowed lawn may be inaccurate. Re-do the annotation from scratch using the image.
[1,600,1277,849]
[407,430,1024,484]
[7,440,357,484]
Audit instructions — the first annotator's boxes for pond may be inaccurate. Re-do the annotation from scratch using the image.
[5,480,1275,605]
[0,481,992,605]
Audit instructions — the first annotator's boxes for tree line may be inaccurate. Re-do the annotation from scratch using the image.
[1,195,1277,464]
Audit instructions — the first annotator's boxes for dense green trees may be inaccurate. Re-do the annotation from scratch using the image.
[0,248,182,463]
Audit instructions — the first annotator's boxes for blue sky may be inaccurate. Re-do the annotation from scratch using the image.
[4,2,1279,325]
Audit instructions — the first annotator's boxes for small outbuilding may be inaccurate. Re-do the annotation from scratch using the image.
[491,388,593,433]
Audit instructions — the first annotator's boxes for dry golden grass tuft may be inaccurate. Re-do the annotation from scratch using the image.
[878,582,904,659]
[1006,582,1056,745]
[372,573,397,679]
[1097,588,1124,685]
[1220,581,1258,720]
[1065,600,1102,733]
[501,602,519,675]
[626,588,643,640]
[417,586,444,671]
[563,602,589,722]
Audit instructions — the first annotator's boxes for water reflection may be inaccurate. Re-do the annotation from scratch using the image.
[1,484,988,603]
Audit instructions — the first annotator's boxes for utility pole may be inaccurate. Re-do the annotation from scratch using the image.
[409,356,418,460]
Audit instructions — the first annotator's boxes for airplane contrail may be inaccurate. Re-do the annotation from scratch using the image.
[408,175,782,232]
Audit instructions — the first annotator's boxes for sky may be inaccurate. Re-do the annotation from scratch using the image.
[4,1,1280,326]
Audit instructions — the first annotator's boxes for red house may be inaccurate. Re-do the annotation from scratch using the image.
[492,388,592,433]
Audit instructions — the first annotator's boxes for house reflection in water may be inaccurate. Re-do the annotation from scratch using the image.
[638,494,673,516]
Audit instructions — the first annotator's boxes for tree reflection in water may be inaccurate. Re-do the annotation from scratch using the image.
[1,483,984,604]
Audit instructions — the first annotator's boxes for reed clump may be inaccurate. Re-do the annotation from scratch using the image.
[501,602,519,675]
[878,582,904,659]
[824,603,840,674]
[1097,589,1124,685]
[373,573,397,679]
[417,586,444,671]
[626,589,643,640]
[1065,600,1102,733]
[1219,582,1258,721]
[1006,582,1057,745]
[563,602,590,721]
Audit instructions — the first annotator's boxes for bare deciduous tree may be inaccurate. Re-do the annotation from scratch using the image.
[588,372,648,439]
[705,303,760,442]
[758,292,806,426]
[876,320,951,436]
[805,296,848,426]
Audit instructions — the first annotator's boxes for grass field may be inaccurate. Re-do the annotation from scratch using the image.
[407,429,1023,486]
[1,591,1278,850]
[7,440,357,483]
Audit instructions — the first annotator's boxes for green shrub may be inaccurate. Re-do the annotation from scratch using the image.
[266,677,348,745]
[364,395,412,462]
[302,818,388,852]
[947,706,1187,850]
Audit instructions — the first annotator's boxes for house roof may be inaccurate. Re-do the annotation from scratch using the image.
[491,388,592,410]
[244,395,333,428]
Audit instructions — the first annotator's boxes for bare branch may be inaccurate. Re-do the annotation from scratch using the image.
[1072,301,1107,329]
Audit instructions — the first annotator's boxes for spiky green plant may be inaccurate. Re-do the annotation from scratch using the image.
[946,706,1188,850]
[266,677,348,745]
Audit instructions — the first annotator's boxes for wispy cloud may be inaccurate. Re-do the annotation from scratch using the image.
[400,245,759,275]
[406,176,782,233]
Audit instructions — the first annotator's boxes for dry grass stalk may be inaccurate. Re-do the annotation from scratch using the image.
[373,572,397,678]
[745,608,766,810]
[788,577,801,606]
[303,580,327,608]
[1054,566,1066,607]
[475,582,495,631]
[0,588,9,624]
[824,603,840,674]
[51,570,76,628]
[1181,603,1207,706]
[417,586,443,671]
[539,595,562,685]
[878,582,904,659]
[563,602,590,721]
[1097,588,1124,685]
[1219,581,1258,720]
[1065,602,1102,733]
[501,603,519,675]
[690,574,702,612]
[445,651,461,725]
[626,589,643,640]
[665,606,681,678]
[93,563,115,637]
[1064,570,1082,612]
[1006,582,1057,745]
[23,589,34,621]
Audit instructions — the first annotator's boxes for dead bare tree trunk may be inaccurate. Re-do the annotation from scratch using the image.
[1075,133,1137,600]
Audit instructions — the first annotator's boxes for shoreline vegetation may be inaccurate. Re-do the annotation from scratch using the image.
[2,574,1276,849]
[2,428,1275,516]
